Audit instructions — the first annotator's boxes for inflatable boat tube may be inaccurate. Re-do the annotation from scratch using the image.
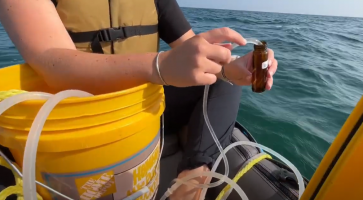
[156,121,309,200]
[0,121,309,200]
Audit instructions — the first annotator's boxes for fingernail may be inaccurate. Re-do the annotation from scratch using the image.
[268,60,272,66]
[243,39,247,44]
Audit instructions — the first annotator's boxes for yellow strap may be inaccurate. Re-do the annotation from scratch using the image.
[0,156,43,200]
[215,154,272,200]
[0,90,27,102]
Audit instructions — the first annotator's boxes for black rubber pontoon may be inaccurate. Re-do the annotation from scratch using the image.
[157,122,309,200]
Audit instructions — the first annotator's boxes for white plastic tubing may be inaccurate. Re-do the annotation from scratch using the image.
[159,84,305,200]
[160,39,305,200]
[0,90,93,200]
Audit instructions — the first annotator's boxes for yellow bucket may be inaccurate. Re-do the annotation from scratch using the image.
[0,64,165,200]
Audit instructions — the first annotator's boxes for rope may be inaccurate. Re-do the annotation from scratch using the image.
[215,153,272,200]
[0,90,27,102]
[0,156,43,200]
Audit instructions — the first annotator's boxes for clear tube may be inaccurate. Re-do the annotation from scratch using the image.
[159,171,248,200]
[198,69,304,200]
[198,84,232,200]
[0,90,163,200]
[0,92,52,115]
[162,37,305,200]
[215,141,305,199]
[0,92,78,200]
[22,90,93,200]
[232,38,262,49]
[159,85,247,200]
[202,85,229,187]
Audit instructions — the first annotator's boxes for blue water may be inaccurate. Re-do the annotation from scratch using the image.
[1,7,363,179]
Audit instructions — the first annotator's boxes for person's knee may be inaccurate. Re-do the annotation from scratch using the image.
[209,79,242,100]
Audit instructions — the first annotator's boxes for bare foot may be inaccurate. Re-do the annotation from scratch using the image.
[169,165,210,200]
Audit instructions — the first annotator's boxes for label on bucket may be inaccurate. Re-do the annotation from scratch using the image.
[75,171,117,199]
[114,141,160,200]
[42,134,160,200]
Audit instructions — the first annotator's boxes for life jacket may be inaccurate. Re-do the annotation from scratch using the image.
[52,0,160,54]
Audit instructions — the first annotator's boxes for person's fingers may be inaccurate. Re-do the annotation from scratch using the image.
[200,58,223,75]
[266,76,273,90]
[233,75,252,86]
[199,27,247,46]
[267,58,278,77]
[197,72,218,85]
[267,48,275,61]
[234,51,253,72]
[266,50,276,90]
[267,49,277,74]
[235,61,252,77]
[245,52,253,72]
[223,58,252,85]
[214,43,233,50]
[205,44,232,65]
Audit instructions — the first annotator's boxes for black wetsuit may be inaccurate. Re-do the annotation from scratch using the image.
[0,0,242,197]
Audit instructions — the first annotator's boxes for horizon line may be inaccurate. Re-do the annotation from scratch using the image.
[180,6,363,19]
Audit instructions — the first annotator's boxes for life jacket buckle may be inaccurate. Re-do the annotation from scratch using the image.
[98,27,126,42]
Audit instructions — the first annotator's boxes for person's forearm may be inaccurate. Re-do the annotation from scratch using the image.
[30,48,163,94]
[0,0,162,94]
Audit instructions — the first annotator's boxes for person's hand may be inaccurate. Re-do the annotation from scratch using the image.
[222,49,278,90]
[156,27,247,87]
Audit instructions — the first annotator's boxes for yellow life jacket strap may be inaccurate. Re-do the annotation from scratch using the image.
[68,25,158,54]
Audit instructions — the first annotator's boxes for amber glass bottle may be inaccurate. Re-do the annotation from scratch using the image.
[252,41,269,93]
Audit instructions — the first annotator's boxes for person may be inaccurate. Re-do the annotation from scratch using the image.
[0,0,278,200]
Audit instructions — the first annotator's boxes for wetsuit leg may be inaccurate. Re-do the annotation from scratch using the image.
[163,85,204,136]
[163,79,242,174]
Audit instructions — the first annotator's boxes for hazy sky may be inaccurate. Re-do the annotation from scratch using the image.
[177,0,363,18]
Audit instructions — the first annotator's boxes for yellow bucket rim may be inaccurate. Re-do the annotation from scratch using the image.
[3,83,160,105]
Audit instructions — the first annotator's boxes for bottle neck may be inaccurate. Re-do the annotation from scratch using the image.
[254,41,267,51]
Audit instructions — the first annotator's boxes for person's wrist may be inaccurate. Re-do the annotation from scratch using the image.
[150,51,169,85]
[219,65,233,85]
[217,55,239,84]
